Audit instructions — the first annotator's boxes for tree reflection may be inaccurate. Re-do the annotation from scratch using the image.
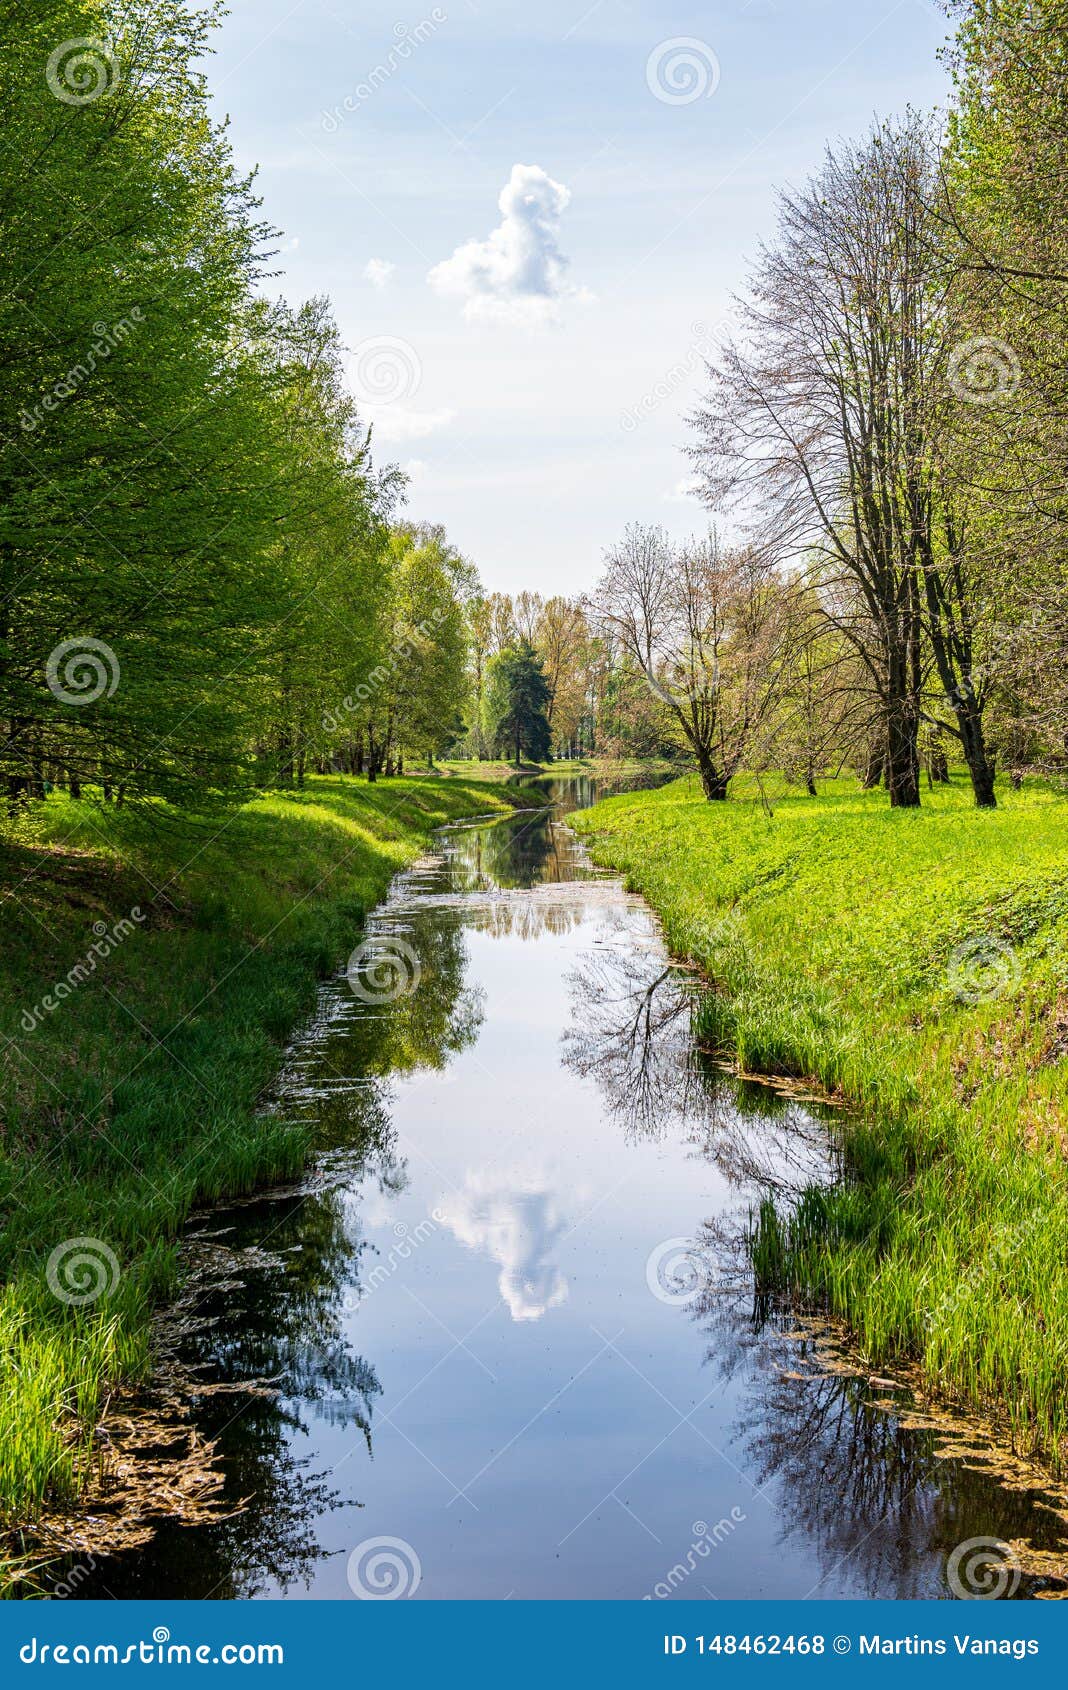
[695,1287,1066,1598]
[562,937,833,1190]
[562,943,695,1141]
[447,807,586,890]
[563,934,1068,1600]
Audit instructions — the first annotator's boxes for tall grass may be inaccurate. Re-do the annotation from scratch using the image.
[575,770,1068,1466]
[0,774,518,1532]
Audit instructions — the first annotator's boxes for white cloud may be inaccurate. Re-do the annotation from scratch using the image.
[428,162,593,327]
[366,406,455,443]
[363,257,396,289]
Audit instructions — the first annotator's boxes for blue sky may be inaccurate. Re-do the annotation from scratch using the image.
[208,0,953,594]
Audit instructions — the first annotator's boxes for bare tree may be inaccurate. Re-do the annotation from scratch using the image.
[690,118,999,807]
[592,524,796,799]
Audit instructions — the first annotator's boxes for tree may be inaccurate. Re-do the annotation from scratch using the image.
[939,0,1068,774]
[0,0,289,809]
[592,525,796,800]
[534,596,589,753]
[484,643,552,767]
[691,119,999,807]
[764,582,868,796]
[255,297,397,787]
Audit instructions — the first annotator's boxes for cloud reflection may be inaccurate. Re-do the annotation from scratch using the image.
[438,1170,569,1321]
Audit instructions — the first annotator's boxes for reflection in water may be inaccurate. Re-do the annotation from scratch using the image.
[563,944,835,1195]
[438,1170,569,1322]
[54,771,1068,1601]
[696,1298,1068,1600]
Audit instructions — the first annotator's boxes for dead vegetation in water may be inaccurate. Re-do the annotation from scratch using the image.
[777,1315,1068,1596]
[9,1231,293,1578]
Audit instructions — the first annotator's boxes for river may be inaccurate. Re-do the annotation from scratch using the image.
[60,773,1068,1601]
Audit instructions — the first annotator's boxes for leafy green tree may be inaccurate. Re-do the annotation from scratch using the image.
[943,0,1068,768]
[0,0,288,807]
[484,642,552,766]
[252,297,398,786]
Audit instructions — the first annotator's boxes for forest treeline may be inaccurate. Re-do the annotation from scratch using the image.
[0,0,670,810]
[3,1,1067,823]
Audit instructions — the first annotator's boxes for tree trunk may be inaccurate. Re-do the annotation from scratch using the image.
[957,704,997,808]
[928,741,950,784]
[885,682,921,809]
[696,748,729,800]
[861,735,885,790]
[923,566,996,809]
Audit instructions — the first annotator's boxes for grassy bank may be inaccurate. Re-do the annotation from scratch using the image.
[574,771,1068,1465]
[0,774,521,1532]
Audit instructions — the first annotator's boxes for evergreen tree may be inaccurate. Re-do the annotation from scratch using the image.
[484,642,552,767]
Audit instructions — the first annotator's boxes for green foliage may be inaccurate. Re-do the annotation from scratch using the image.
[484,641,552,765]
[0,1,285,804]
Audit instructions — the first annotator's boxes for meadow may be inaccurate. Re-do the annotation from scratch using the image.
[574,771,1068,1466]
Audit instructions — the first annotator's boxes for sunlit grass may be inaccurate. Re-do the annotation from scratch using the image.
[576,769,1068,1465]
[0,774,518,1533]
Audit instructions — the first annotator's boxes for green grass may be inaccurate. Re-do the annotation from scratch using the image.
[574,769,1068,1465]
[0,773,521,1533]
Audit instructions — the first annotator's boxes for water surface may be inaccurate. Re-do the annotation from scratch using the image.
[64,773,1068,1601]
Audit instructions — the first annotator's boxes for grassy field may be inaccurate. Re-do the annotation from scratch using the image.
[574,770,1068,1466]
[0,773,522,1534]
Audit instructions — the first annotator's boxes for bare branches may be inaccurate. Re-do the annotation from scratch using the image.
[592,524,798,799]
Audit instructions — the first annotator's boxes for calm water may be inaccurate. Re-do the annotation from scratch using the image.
[62,774,1067,1601]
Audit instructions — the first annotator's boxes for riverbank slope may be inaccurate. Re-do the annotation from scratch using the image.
[0,774,523,1534]
[574,771,1068,1466]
